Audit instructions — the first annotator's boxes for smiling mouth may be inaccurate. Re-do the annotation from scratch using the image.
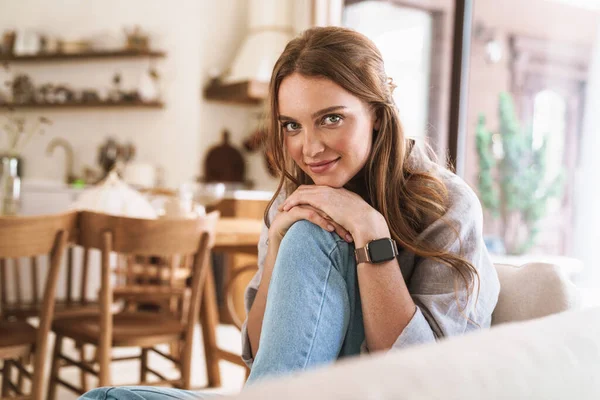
[306,158,340,173]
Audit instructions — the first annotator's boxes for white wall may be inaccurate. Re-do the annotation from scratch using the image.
[0,0,278,190]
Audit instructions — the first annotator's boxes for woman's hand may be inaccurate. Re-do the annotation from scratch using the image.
[279,185,390,246]
[268,203,352,245]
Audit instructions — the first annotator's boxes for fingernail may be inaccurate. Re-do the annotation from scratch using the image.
[327,224,335,232]
[345,234,353,242]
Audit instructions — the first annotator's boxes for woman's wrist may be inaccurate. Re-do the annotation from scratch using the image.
[352,211,391,248]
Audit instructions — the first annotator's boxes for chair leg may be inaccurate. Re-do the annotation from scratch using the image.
[47,335,63,400]
[1,359,12,397]
[169,341,181,360]
[78,343,88,393]
[140,348,148,384]
[180,339,192,390]
[199,266,221,387]
[16,357,25,394]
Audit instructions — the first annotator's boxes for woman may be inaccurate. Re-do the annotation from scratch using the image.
[82,26,499,400]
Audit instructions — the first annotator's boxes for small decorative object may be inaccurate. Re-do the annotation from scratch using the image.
[11,74,35,104]
[80,89,100,103]
[121,90,141,102]
[37,35,62,54]
[190,182,226,207]
[53,85,75,104]
[475,92,564,255]
[70,170,157,219]
[1,112,52,156]
[97,138,120,177]
[1,112,52,215]
[43,36,61,53]
[2,30,16,55]
[203,130,246,185]
[139,67,160,102]
[161,184,208,219]
[0,154,21,215]
[96,138,136,179]
[38,35,48,53]
[119,142,136,163]
[13,31,41,56]
[108,73,123,102]
[35,83,51,103]
[124,26,149,52]
[59,39,92,54]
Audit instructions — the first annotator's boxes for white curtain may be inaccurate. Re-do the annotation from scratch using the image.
[573,25,600,288]
[292,0,344,33]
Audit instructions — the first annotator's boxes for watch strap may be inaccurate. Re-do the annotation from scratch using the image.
[354,246,371,264]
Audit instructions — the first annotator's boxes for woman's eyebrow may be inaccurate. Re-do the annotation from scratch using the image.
[278,105,347,121]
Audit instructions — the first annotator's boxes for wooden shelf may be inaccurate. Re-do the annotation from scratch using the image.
[0,49,166,63]
[203,80,269,105]
[0,100,164,110]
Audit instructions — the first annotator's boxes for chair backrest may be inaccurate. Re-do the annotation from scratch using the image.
[76,210,219,382]
[0,212,76,400]
[492,262,581,325]
[0,212,77,317]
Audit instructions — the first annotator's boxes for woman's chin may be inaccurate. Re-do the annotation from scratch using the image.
[310,175,349,188]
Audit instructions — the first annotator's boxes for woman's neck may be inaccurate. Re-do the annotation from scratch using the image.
[344,168,370,203]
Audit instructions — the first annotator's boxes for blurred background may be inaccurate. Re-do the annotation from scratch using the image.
[2,0,599,289]
[1,1,599,393]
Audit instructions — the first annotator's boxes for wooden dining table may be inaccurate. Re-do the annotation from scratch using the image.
[214,217,263,254]
[200,217,262,387]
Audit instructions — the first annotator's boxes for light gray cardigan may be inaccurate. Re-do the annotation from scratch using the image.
[241,148,500,368]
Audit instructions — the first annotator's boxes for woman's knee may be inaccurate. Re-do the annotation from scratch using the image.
[282,219,340,247]
[276,219,352,275]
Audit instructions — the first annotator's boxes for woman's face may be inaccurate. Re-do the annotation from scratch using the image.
[278,73,379,188]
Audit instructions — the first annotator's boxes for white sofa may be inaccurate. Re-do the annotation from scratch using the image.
[227,263,599,400]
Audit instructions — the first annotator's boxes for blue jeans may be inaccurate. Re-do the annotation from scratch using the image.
[81,220,364,399]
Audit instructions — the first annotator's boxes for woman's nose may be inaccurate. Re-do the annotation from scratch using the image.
[302,129,325,158]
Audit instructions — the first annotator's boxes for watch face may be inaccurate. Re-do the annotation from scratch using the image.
[368,238,396,263]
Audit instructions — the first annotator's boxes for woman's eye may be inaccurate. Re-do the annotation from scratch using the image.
[282,122,301,132]
[322,114,343,125]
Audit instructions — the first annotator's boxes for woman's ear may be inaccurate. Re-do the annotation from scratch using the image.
[373,114,381,131]
[372,107,382,131]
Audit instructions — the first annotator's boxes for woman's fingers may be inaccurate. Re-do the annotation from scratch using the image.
[290,206,352,243]
[303,206,352,242]
[292,207,333,233]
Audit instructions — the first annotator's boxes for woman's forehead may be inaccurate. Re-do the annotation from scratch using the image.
[277,73,362,118]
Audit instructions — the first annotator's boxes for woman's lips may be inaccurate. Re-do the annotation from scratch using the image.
[307,158,340,174]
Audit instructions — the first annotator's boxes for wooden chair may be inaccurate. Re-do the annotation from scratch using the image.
[1,231,102,394]
[47,210,219,398]
[0,212,76,400]
[0,244,99,322]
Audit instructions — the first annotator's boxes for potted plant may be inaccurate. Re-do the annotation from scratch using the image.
[0,107,51,214]
[475,92,564,255]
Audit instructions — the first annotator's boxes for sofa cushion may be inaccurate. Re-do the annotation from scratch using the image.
[492,262,581,325]
[230,307,600,400]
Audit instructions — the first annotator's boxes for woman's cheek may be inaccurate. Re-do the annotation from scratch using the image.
[284,136,303,164]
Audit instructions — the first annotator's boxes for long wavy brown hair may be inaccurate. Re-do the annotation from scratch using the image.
[264,26,479,311]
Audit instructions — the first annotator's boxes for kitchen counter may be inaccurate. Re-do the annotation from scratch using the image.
[19,179,274,215]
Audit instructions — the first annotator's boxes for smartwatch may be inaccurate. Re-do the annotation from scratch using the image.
[354,238,399,264]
